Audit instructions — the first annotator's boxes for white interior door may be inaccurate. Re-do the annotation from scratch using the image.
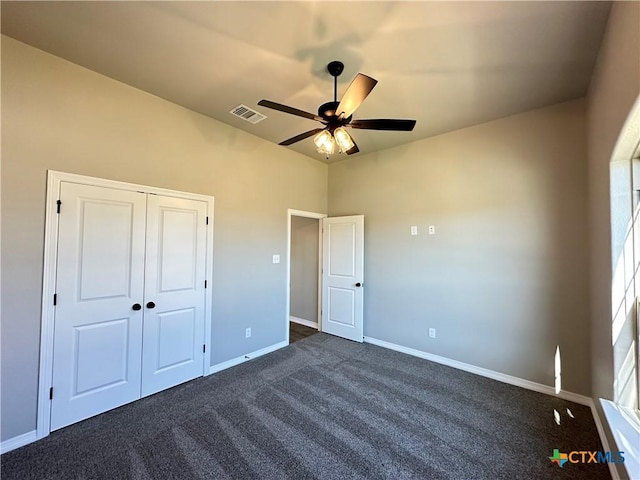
[141,195,207,397]
[321,215,364,342]
[51,183,146,430]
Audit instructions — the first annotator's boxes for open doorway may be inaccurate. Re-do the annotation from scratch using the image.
[287,209,325,343]
[286,209,365,344]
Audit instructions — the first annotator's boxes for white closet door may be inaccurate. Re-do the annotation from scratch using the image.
[51,183,146,431]
[141,195,207,397]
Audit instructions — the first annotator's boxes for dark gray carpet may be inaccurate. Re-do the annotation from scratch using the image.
[1,333,610,479]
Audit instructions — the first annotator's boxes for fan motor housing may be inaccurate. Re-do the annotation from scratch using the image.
[318,101,339,119]
[318,101,352,125]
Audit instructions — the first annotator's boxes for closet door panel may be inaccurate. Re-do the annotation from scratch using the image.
[51,183,146,430]
[141,195,207,396]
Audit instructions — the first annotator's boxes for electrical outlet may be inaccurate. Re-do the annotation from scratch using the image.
[272,254,280,264]
[428,225,436,235]
[429,328,436,339]
[410,225,418,236]
[245,327,251,338]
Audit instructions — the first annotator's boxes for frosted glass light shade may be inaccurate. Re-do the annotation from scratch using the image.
[334,127,355,152]
[314,130,336,155]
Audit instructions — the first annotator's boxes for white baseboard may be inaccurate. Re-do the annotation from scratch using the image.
[209,341,288,375]
[289,316,318,329]
[0,430,37,454]
[363,336,591,406]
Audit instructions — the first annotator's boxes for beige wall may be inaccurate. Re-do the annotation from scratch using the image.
[586,0,640,404]
[290,216,319,323]
[0,37,328,441]
[329,99,590,395]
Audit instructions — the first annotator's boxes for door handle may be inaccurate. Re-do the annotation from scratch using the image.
[132,303,142,311]
[355,282,362,287]
[146,301,156,309]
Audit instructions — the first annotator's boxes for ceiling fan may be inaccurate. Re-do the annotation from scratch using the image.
[257,61,416,156]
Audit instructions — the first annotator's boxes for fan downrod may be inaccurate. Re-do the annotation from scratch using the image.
[326,60,344,107]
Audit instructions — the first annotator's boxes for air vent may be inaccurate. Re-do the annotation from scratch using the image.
[230,104,266,124]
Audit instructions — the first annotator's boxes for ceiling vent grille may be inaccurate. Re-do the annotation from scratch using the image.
[230,104,266,124]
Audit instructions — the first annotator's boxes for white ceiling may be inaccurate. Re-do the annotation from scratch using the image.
[1,1,611,163]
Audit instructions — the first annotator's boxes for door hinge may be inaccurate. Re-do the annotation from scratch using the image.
[56,200,62,214]
[203,344,206,353]
[53,293,57,306]
[204,280,207,288]
[206,216,209,225]
[49,387,53,400]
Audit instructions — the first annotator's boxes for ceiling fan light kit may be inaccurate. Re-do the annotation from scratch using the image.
[313,126,354,158]
[257,60,416,158]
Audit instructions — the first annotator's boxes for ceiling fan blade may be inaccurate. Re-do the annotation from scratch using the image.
[335,73,378,119]
[279,128,324,146]
[258,100,324,122]
[348,119,417,131]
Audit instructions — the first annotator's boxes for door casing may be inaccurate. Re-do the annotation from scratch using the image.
[38,171,214,439]
[286,209,365,343]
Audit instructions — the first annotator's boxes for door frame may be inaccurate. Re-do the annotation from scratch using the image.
[286,209,326,343]
[37,171,214,440]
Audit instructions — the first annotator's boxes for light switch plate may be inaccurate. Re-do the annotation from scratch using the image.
[272,254,280,264]
[410,225,418,236]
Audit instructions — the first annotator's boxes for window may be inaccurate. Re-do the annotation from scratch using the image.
[610,145,640,411]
